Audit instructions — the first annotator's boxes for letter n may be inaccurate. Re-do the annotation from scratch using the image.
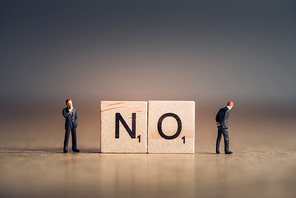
[115,113,136,139]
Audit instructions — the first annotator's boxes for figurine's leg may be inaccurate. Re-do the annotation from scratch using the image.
[222,129,230,153]
[71,127,78,151]
[63,129,70,151]
[216,129,222,153]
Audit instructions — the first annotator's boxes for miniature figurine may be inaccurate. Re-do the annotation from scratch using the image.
[215,101,234,154]
[62,99,80,153]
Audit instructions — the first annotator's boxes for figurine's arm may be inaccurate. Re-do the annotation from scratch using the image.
[215,110,221,127]
[223,110,229,121]
[75,109,78,121]
[73,109,78,127]
[220,110,228,123]
[62,108,70,118]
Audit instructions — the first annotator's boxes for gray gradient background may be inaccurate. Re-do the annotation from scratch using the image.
[1,1,296,198]
[1,0,295,102]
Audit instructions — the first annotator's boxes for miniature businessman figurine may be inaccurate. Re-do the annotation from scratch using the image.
[215,101,234,154]
[62,99,80,153]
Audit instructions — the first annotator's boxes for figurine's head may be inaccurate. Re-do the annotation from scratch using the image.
[227,101,234,110]
[66,99,73,109]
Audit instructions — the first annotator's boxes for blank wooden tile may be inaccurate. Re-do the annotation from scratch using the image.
[148,101,195,153]
[101,101,147,153]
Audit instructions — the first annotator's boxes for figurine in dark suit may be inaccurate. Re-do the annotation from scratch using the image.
[215,101,234,154]
[62,99,80,153]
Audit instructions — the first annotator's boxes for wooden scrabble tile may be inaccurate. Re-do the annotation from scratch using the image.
[148,101,195,153]
[101,101,147,153]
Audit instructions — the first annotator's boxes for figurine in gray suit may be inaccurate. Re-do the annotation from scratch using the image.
[62,99,80,153]
[215,101,234,154]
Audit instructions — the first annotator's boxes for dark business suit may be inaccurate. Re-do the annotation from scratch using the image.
[62,107,78,151]
[215,107,231,153]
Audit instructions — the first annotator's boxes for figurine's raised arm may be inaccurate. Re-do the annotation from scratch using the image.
[62,108,70,118]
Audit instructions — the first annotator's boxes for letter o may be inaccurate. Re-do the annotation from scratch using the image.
[157,113,182,140]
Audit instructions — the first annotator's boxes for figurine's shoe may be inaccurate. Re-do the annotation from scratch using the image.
[63,150,68,153]
[72,149,80,153]
[225,151,233,154]
[216,151,220,154]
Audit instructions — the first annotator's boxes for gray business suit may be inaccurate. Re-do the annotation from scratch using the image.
[62,107,78,151]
